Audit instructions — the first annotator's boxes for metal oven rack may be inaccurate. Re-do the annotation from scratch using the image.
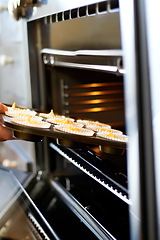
[50,142,130,205]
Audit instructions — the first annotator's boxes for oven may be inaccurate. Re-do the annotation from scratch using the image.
[0,0,159,240]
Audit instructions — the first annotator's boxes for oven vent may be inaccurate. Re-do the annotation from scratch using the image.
[43,0,119,24]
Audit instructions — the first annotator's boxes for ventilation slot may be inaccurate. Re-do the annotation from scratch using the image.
[98,1,107,13]
[43,16,50,24]
[110,0,119,10]
[79,6,87,17]
[88,4,97,15]
[58,12,63,21]
[47,16,50,24]
[64,10,70,20]
[42,1,120,24]
[52,14,56,23]
[71,8,78,19]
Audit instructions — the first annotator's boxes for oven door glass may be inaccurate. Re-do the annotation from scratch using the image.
[0,168,59,240]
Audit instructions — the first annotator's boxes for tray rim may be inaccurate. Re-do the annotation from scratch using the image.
[1,103,127,149]
[1,114,126,149]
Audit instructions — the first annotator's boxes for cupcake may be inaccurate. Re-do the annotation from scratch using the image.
[54,125,94,136]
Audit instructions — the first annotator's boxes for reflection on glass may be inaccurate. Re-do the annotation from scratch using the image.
[0,168,53,240]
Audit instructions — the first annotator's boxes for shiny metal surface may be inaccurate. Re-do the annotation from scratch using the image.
[27,4,121,114]
[0,2,8,12]
[27,1,130,239]
[28,0,113,21]
[0,0,35,173]
[7,0,118,21]
[0,168,59,240]
[0,0,32,107]
[145,0,160,239]
[0,54,13,66]
[50,143,130,204]
[119,1,141,240]
[41,48,123,74]
[120,0,157,239]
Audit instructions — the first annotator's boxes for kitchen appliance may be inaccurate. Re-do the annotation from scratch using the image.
[0,0,159,239]
[0,0,35,172]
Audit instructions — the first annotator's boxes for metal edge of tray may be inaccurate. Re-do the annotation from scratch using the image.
[1,114,127,149]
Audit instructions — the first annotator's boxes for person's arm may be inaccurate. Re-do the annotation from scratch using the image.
[0,103,14,141]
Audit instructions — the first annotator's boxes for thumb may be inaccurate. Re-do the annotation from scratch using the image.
[0,103,8,113]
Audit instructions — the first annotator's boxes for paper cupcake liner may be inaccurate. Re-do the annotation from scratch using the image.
[11,117,51,129]
[47,117,75,125]
[97,131,128,142]
[98,128,123,137]
[54,125,95,136]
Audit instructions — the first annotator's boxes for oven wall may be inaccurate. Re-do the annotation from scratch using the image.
[27,1,124,125]
[0,0,36,172]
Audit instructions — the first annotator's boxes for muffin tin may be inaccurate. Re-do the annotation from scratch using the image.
[1,114,126,149]
[1,104,127,151]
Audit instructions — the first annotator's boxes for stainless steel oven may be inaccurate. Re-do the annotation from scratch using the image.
[0,0,159,239]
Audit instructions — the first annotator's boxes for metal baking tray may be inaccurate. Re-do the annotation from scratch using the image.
[1,114,127,150]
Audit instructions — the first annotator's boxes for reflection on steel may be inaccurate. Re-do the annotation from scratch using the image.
[68,90,123,97]
[67,82,123,89]
[41,48,123,74]
[68,98,124,105]
[55,61,119,74]
[70,106,123,113]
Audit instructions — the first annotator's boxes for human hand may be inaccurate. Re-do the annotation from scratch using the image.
[0,103,14,141]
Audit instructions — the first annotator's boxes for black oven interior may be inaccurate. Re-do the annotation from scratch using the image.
[1,1,131,240]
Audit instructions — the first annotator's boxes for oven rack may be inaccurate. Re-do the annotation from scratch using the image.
[41,48,124,75]
[27,212,51,240]
[50,143,131,205]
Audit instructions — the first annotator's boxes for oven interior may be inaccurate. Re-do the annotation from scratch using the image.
[27,1,129,239]
[0,1,130,240]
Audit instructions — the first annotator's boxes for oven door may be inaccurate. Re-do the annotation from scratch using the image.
[0,167,58,240]
[0,163,129,240]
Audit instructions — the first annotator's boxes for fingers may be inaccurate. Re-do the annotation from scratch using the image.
[0,103,13,141]
[0,125,14,141]
[0,103,8,113]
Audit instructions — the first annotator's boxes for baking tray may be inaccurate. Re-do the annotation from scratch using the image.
[1,113,127,150]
